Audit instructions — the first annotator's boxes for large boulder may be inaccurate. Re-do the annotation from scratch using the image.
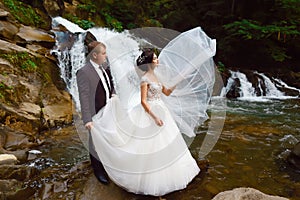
[212,187,288,200]
[0,154,17,165]
[287,142,300,170]
[16,25,55,48]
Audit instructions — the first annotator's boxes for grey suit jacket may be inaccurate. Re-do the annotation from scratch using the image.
[76,61,114,124]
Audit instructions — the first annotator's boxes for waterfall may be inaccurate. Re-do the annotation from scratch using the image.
[222,70,299,100]
[234,71,256,97]
[51,17,143,111]
[255,72,284,97]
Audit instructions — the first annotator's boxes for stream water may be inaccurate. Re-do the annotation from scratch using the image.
[189,98,300,199]
[25,98,300,199]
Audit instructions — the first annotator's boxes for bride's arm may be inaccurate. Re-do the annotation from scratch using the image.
[162,85,176,96]
[141,83,163,126]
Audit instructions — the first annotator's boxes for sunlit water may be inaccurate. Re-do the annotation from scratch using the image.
[188,98,300,199]
[24,98,300,199]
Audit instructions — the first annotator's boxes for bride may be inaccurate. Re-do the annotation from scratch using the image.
[90,27,216,198]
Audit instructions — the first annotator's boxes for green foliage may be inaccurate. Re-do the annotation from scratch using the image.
[217,61,226,72]
[0,81,13,100]
[0,52,38,72]
[21,60,37,71]
[77,3,97,14]
[64,14,95,30]
[0,81,13,90]
[269,46,291,62]
[100,10,123,32]
[43,72,51,83]
[223,19,300,40]
[3,0,44,27]
[96,0,171,30]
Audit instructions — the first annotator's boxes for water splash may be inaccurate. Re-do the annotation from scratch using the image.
[222,70,299,101]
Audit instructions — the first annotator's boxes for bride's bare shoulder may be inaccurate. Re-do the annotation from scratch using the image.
[141,74,149,84]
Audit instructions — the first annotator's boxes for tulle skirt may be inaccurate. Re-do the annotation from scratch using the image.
[91,96,200,196]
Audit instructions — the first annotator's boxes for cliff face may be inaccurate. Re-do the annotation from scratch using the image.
[0,1,74,134]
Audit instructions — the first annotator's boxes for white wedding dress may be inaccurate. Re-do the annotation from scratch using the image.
[89,26,217,196]
[91,75,200,196]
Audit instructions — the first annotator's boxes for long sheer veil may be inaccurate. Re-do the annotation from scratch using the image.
[156,27,216,138]
[105,27,216,144]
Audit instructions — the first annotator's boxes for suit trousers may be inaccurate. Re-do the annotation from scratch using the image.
[89,132,106,175]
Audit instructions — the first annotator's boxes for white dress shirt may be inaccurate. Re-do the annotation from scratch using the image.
[90,60,110,103]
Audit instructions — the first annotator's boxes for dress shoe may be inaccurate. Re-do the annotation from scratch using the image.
[94,171,109,184]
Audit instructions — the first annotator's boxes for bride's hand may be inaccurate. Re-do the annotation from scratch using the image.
[154,118,164,126]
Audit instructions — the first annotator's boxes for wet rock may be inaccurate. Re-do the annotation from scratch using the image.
[9,149,28,163]
[0,21,18,40]
[291,142,300,157]
[226,77,241,98]
[0,8,9,18]
[212,187,288,200]
[40,182,54,200]
[42,89,73,127]
[0,179,19,191]
[26,44,56,62]
[79,174,137,200]
[0,179,36,200]
[4,131,36,151]
[16,25,55,48]
[4,185,36,200]
[19,102,41,118]
[84,31,97,47]
[0,127,30,162]
[43,0,65,17]
[0,165,38,181]
[0,38,32,53]
[287,142,300,170]
[0,130,7,150]
[0,154,17,165]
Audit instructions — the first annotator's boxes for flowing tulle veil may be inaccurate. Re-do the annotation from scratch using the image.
[105,27,219,156]
[156,27,216,138]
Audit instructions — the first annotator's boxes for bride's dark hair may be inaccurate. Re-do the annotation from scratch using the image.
[136,48,155,71]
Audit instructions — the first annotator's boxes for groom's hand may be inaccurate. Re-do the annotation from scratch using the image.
[85,122,93,130]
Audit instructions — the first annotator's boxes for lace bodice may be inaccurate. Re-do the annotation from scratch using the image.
[141,76,162,101]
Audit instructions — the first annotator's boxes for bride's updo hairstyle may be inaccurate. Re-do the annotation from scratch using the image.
[136,48,155,72]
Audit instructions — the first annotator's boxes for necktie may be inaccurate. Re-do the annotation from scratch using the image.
[100,67,111,92]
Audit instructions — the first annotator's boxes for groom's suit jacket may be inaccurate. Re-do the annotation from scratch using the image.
[76,60,115,174]
[76,61,114,124]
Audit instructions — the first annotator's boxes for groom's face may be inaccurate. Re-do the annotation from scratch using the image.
[92,46,107,66]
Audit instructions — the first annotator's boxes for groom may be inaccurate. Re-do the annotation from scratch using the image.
[76,41,115,184]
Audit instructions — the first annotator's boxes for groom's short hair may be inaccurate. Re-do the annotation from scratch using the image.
[88,41,106,54]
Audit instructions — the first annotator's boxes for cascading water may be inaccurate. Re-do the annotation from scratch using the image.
[51,17,143,111]
[255,72,285,97]
[221,70,299,100]
[51,33,87,110]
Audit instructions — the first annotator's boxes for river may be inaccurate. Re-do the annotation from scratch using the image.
[24,98,299,199]
[188,98,300,199]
